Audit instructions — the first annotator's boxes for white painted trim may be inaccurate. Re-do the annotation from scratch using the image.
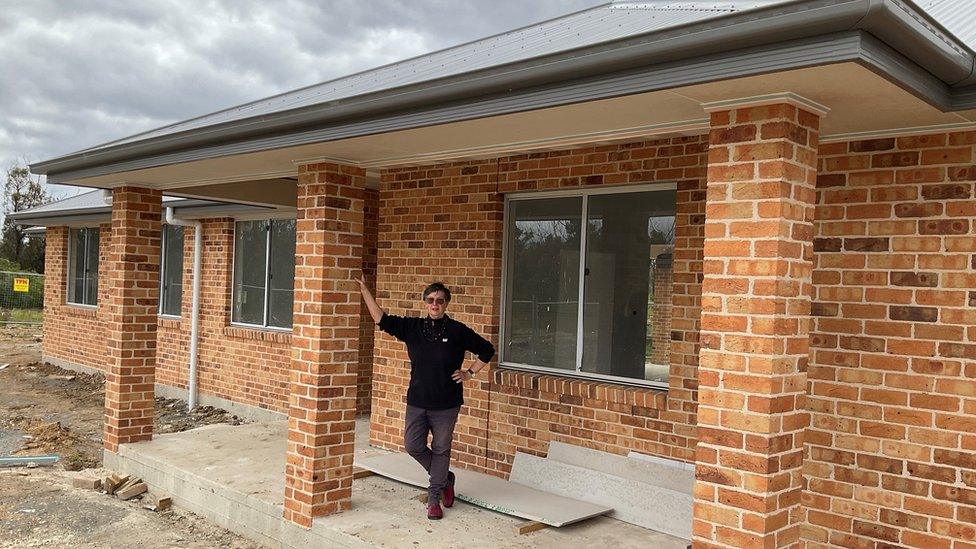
[701,92,830,117]
[820,122,976,144]
[291,155,363,168]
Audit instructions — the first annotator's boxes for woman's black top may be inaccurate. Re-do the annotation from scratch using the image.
[378,313,495,410]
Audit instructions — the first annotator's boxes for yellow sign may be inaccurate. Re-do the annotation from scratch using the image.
[13,278,29,293]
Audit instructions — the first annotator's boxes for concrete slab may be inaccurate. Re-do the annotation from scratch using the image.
[510,451,693,540]
[107,418,690,549]
[355,452,612,527]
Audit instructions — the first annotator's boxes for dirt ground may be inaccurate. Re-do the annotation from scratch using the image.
[0,326,261,548]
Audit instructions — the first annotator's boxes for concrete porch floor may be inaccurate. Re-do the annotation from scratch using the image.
[104,418,689,548]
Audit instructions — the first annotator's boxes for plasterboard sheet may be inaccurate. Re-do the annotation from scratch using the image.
[354,453,611,527]
[546,441,694,493]
[627,450,697,472]
[510,452,693,540]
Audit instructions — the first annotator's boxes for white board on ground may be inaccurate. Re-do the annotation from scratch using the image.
[510,452,693,540]
[627,449,696,472]
[354,453,611,527]
[546,441,694,493]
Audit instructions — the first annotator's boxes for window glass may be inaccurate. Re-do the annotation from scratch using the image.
[85,228,99,305]
[580,190,675,383]
[267,219,296,328]
[68,229,86,304]
[502,189,676,386]
[160,225,184,316]
[68,228,98,306]
[503,197,582,371]
[232,221,268,325]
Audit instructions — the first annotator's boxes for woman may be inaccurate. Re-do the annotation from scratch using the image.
[356,276,495,520]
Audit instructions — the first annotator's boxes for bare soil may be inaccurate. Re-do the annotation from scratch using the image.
[0,326,260,548]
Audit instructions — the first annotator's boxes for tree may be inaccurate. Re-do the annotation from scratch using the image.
[0,165,52,273]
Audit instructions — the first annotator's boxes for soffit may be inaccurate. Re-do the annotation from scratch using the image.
[66,61,976,191]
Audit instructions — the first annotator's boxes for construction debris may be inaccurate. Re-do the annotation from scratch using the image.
[515,521,549,536]
[72,476,101,490]
[103,473,129,495]
[0,454,59,468]
[145,496,172,512]
[116,481,148,501]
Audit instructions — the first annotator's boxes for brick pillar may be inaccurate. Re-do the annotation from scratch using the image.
[695,97,824,548]
[284,162,366,527]
[103,187,162,453]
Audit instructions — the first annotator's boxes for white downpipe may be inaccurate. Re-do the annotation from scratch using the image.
[165,207,202,411]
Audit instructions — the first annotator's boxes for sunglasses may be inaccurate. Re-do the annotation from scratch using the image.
[424,297,446,305]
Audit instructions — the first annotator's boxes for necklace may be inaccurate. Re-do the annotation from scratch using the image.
[421,315,448,341]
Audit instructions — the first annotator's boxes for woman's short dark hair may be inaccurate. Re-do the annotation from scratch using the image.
[422,282,452,302]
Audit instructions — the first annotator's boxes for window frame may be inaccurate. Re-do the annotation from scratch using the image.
[158,224,184,318]
[65,226,100,308]
[499,182,677,390]
[229,217,296,332]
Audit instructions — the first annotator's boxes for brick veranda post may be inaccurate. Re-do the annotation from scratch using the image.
[284,162,367,527]
[694,97,824,548]
[103,187,163,453]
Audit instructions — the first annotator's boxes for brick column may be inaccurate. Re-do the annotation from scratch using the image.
[695,97,824,548]
[284,162,366,527]
[103,187,162,453]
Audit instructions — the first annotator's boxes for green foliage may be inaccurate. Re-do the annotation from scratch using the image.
[0,257,23,272]
[1,165,51,273]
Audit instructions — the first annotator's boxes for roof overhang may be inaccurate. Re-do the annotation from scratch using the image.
[29,0,976,185]
[9,190,288,228]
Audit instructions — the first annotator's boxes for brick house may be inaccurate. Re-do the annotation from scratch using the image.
[18,1,976,547]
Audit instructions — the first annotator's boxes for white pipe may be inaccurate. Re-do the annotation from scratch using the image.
[165,207,202,411]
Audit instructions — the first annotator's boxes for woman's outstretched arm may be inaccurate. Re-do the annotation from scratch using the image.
[355,274,384,324]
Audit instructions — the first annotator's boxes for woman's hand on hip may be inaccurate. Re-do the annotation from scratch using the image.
[452,369,472,384]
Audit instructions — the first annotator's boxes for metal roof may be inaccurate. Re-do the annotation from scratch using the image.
[9,190,272,225]
[918,0,976,50]
[30,0,976,181]
[77,1,794,153]
[14,190,184,216]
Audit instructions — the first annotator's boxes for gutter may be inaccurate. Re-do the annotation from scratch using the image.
[30,0,976,182]
[165,207,202,411]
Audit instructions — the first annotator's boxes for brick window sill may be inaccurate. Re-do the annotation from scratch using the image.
[157,317,182,330]
[223,325,292,344]
[493,367,668,410]
[60,304,98,318]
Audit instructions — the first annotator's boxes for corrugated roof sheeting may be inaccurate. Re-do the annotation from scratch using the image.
[89,1,790,151]
[916,0,976,51]
[58,0,976,157]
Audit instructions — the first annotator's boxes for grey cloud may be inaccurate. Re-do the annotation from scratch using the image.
[0,0,601,198]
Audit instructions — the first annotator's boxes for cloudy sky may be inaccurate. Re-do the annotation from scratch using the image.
[0,0,603,199]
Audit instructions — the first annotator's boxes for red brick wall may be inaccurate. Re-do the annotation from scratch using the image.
[650,262,674,366]
[42,224,111,372]
[370,136,707,475]
[804,131,976,548]
[154,218,294,414]
[45,213,376,418]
